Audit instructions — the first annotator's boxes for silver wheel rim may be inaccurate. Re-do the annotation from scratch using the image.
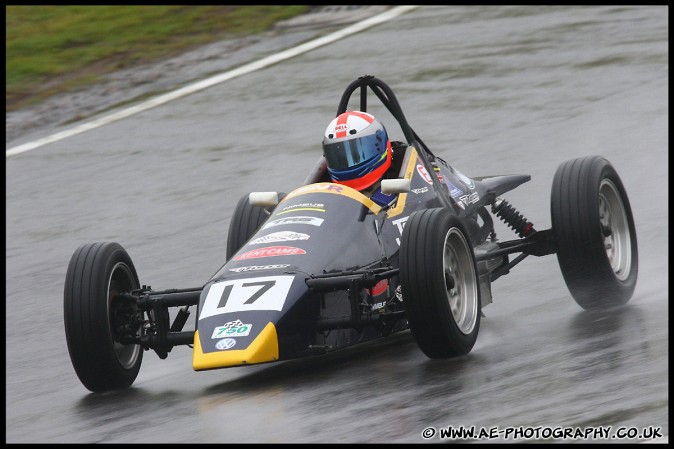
[443,228,478,335]
[598,179,631,281]
[108,262,141,370]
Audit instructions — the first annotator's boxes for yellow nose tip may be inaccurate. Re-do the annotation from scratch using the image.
[192,322,279,371]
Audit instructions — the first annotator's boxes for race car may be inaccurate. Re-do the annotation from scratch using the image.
[63,75,638,392]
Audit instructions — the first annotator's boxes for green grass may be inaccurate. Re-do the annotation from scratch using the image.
[6,5,310,111]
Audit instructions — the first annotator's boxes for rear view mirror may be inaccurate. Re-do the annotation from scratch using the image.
[249,192,279,207]
[381,179,411,194]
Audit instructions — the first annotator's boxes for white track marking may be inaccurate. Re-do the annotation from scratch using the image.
[6,6,418,158]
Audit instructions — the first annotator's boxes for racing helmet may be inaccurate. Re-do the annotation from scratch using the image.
[322,111,392,191]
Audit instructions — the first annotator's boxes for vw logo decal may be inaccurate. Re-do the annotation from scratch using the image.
[216,338,237,350]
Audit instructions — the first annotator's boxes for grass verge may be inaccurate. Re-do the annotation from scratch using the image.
[6,5,310,111]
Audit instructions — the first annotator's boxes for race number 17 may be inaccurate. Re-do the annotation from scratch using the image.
[198,275,295,320]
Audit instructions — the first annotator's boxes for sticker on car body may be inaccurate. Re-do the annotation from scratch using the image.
[445,181,463,198]
[278,203,325,215]
[235,246,306,260]
[228,264,291,273]
[199,275,295,319]
[248,231,310,245]
[262,216,324,229]
[459,192,480,207]
[211,319,252,339]
[392,215,409,246]
[215,338,237,350]
[417,164,433,185]
[411,187,429,194]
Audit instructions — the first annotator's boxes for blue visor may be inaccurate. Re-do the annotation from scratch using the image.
[323,131,385,171]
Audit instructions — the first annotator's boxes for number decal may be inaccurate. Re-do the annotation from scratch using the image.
[216,281,276,308]
[199,275,294,320]
[242,281,276,304]
[217,284,233,309]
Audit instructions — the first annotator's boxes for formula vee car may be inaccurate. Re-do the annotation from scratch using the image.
[64,76,638,393]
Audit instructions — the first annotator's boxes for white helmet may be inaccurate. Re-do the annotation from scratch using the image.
[322,111,391,191]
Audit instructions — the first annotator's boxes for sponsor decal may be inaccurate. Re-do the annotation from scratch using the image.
[212,319,252,339]
[395,285,403,302]
[445,180,463,199]
[199,275,295,319]
[459,192,480,208]
[215,338,237,350]
[411,186,429,195]
[454,169,475,189]
[392,216,409,246]
[293,184,344,194]
[432,165,444,182]
[235,246,306,260]
[249,231,310,245]
[229,264,290,273]
[277,208,325,215]
[279,202,325,215]
[372,301,387,310]
[262,216,324,229]
[335,123,349,133]
[416,164,433,185]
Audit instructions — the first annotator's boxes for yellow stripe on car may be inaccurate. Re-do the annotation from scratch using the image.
[284,182,382,214]
[283,146,419,217]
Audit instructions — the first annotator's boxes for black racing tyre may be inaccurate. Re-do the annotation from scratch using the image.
[551,155,638,310]
[64,242,143,393]
[226,192,285,260]
[400,208,481,358]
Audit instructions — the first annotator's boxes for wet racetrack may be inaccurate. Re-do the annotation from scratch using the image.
[6,6,668,443]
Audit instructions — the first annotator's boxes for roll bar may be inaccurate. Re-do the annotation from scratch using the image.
[336,75,453,209]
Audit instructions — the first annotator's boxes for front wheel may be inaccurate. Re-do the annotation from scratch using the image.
[64,242,143,393]
[551,155,638,309]
[226,192,285,260]
[400,208,481,358]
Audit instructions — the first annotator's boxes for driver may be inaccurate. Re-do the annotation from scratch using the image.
[322,111,398,207]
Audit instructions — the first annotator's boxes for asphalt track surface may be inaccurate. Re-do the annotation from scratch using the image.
[6,6,668,443]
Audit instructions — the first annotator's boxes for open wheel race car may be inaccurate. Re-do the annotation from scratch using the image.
[64,76,638,393]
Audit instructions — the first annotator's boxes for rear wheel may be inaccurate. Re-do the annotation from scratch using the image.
[400,208,481,358]
[551,155,638,309]
[226,192,285,260]
[64,242,143,393]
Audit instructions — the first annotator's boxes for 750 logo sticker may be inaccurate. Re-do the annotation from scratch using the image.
[212,319,252,339]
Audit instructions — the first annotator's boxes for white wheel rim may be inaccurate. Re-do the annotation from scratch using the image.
[598,179,632,281]
[442,228,478,334]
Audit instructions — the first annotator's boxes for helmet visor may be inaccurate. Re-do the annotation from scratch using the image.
[323,133,385,170]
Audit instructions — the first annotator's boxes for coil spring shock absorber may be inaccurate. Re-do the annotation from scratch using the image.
[492,198,536,238]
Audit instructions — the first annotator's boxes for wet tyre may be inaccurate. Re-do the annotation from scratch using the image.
[551,155,638,309]
[226,192,285,260]
[400,208,481,358]
[64,242,143,393]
